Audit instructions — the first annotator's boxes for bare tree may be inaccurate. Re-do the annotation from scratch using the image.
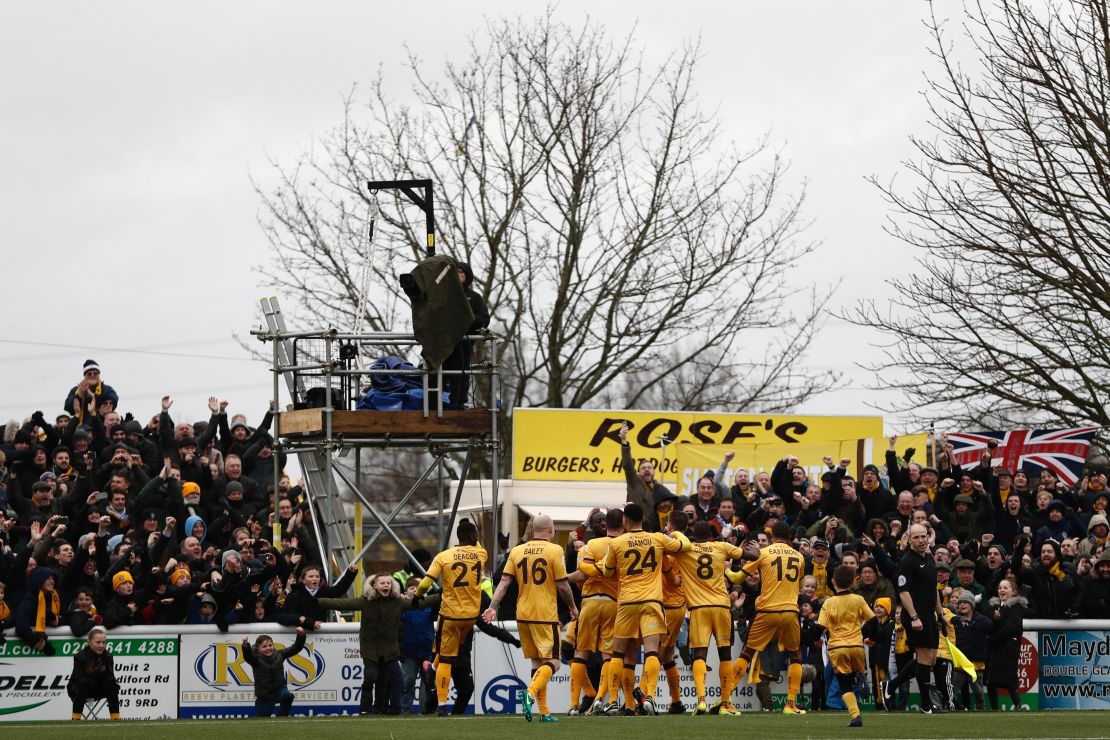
[851,0,1110,430]
[254,11,835,415]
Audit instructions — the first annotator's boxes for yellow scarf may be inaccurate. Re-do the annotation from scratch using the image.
[0,599,10,622]
[1090,482,1106,493]
[658,510,670,531]
[812,561,832,599]
[926,485,937,502]
[894,622,909,653]
[74,381,104,424]
[1048,561,1066,582]
[36,590,60,633]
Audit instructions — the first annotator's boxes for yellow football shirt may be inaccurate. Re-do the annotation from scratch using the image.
[503,539,568,622]
[604,529,689,604]
[816,592,874,648]
[661,555,686,608]
[425,543,488,619]
[579,536,619,600]
[672,541,745,608]
[740,541,803,613]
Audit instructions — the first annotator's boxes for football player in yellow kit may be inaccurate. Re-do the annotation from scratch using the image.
[414,520,488,716]
[817,565,875,727]
[731,521,808,714]
[485,514,578,722]
[671,519,746,715]
[602,502,691,716]
[567,507,624,715]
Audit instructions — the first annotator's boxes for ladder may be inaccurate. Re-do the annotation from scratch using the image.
[260,296,354,573]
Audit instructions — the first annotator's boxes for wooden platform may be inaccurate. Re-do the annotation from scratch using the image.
[277,409,493,438]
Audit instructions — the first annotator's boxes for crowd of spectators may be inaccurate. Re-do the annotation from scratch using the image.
[0,360,1107,716]
[622,438,1110,623]
[0,360,341,652]
[554,432,1109,711]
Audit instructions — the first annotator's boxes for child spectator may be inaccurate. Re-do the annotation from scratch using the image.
[952,591,990,710]
[65,587,102,637]
[240,627,307,717]
[0,580,11,644]
[67,626,120,721]
[862,596,894,707]
[283,562,357,630]
[400,580,438,713]
[15,566,60,653]
[318,572,438,715]
[101,571,139,629]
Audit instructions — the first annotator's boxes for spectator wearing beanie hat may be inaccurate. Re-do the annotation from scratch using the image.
[1077,550,1110,618]
[862,596,895,707]
[1035,500,1083,548]
[953,590,990,710]
[102,570,140,629]
[150,561,201,625]
[217,401,276,461]
[62,360,119,425]
[1077,513,1108,558]
[858,464,895,517]
[1009,535,1078,619]
[852,559,895,606]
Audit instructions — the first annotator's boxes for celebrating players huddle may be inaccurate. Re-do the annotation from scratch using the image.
[416,499,878,726]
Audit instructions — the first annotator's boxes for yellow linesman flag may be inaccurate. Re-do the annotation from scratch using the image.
[944,636,977,682]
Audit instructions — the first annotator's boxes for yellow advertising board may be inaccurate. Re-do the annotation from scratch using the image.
[511,408,885,482]
[672,435,929,497]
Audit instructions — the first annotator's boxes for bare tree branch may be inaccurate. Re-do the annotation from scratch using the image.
[253,12,835,419]
[846,0,1110,432]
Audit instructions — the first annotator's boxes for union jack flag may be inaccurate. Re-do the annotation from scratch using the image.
[946,428,1098,487]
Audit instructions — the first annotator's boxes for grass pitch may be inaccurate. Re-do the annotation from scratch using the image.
[2,710,1106,739]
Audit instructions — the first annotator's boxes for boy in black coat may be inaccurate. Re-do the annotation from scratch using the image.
[241,627,307,717]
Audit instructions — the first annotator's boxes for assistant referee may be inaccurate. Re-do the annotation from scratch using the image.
[882,523,948,713]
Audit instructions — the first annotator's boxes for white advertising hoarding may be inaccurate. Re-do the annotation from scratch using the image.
[178,631,364,718]
[0,635,177,721]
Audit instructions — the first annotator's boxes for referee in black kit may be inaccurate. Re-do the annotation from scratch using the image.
[882,523,949,713]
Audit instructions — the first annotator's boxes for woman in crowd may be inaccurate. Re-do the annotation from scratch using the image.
[986,578,1027,710]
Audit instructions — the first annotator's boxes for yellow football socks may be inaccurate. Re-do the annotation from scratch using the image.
[693,659,707,701]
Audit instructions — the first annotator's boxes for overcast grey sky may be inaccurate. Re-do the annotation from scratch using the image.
[1,1,939,432]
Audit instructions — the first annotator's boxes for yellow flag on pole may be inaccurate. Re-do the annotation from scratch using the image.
[944,636,977,682]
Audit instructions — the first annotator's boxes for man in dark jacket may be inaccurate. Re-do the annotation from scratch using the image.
[618,423,675,533]
[1078,549,1110,617]
[442,261,490,409]
[62,360,119,426]
[241,627,307,717]
[401,254,474,380]
[858,464,896,517]
[993,492,1031,555]
[1010,536,1078,619]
